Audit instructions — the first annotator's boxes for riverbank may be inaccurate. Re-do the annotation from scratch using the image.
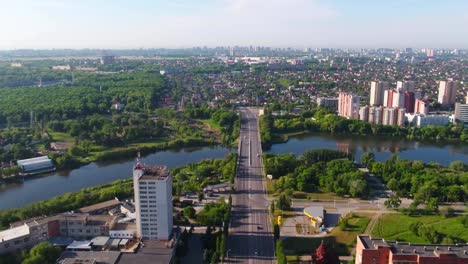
[0,154,236,230]
[0,145,232,210]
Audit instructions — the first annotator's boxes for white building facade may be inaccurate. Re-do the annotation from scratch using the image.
[133,164,173,240]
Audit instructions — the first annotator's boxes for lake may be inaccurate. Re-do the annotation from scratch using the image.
[267,133,468,165]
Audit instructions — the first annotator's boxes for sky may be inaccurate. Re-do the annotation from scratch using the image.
[0,0,467,49]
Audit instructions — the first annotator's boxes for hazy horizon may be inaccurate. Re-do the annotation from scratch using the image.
[1,0,468,50]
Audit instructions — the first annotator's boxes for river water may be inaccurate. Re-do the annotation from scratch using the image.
[0,134,466,210]
[0,146,231,210]
[267,133,468,165]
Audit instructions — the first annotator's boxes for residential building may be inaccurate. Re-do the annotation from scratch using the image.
[359,106,369,122]
[356,235,468,264]
[415,99,429,115]
[455,103,468,124]
[382,108,397,126]
[316,97,339,112]
[338,91,360,119]
[133,164,173,240]
[404,91,415,113]
[383,89,394,108]
[397,108,406,127]
[396,81,415,92]
[426,48,434,57]
[373,106,383,125]
[438,81,458,105]
[370,81,388,106]
[392,91,405,108]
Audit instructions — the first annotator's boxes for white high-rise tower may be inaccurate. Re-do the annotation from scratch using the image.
[133,163,173,240]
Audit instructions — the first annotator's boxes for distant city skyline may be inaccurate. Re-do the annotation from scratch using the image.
[1,0,468,49]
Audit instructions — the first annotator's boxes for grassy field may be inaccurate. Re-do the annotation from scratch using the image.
[282,213,371,256]
[48,131,75,142]
[371,214,468,243]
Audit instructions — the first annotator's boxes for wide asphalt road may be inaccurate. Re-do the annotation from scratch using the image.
[228,107,275,263]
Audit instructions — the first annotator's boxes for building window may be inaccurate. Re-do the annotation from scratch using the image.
[4,243,9,248]
[140,182,147,185]
[86,230,91,233]
[70,229,75,232]
[14,240,21,245]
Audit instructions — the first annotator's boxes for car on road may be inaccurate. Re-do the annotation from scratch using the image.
[256,153,260,157]
[257,225,262,230]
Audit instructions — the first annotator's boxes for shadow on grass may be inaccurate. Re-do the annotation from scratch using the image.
[282,236,349,256]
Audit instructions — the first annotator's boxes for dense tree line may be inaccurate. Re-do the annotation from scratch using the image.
[264,149,368,198]
[172,153,237,196]
[365,153,468,203]
[0,71,168,124]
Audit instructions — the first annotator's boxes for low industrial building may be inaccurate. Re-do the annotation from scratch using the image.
[17,156,55,175]
[356,235,468,264]
[58,251,121,264]
[303,206,325,228]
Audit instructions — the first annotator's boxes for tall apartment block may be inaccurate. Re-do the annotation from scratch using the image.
[404,91,415,113]
[437,81,458,105]
[455,103,468,124]
[415,99,429,115]
[338,91,360,119]
[370,81,388,106]
[133,164,173,240]
[384,90,405,108]
[396,81,415,92]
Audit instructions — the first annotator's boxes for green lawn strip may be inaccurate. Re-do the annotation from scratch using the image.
[371,214,467,243]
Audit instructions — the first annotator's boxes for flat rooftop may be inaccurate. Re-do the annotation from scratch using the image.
[0,224,29,241]
[359,235,468,258]
[58,251,121,264]
[118,240,174,264]
[77,199,121,214]
[135,165,171,180]
[304,206,324,219]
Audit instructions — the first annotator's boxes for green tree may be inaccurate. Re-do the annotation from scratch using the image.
[22,242,62,264]
[183,206,196,219]
[449,160,466,171]
[360,152,375,167]
[384,195,401,209]
[273,224,280,240]
[276,193,291,211]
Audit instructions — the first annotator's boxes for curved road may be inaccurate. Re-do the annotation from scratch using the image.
[228,107,275,263]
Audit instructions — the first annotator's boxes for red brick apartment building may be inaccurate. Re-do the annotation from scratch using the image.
[356,235,468,264]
